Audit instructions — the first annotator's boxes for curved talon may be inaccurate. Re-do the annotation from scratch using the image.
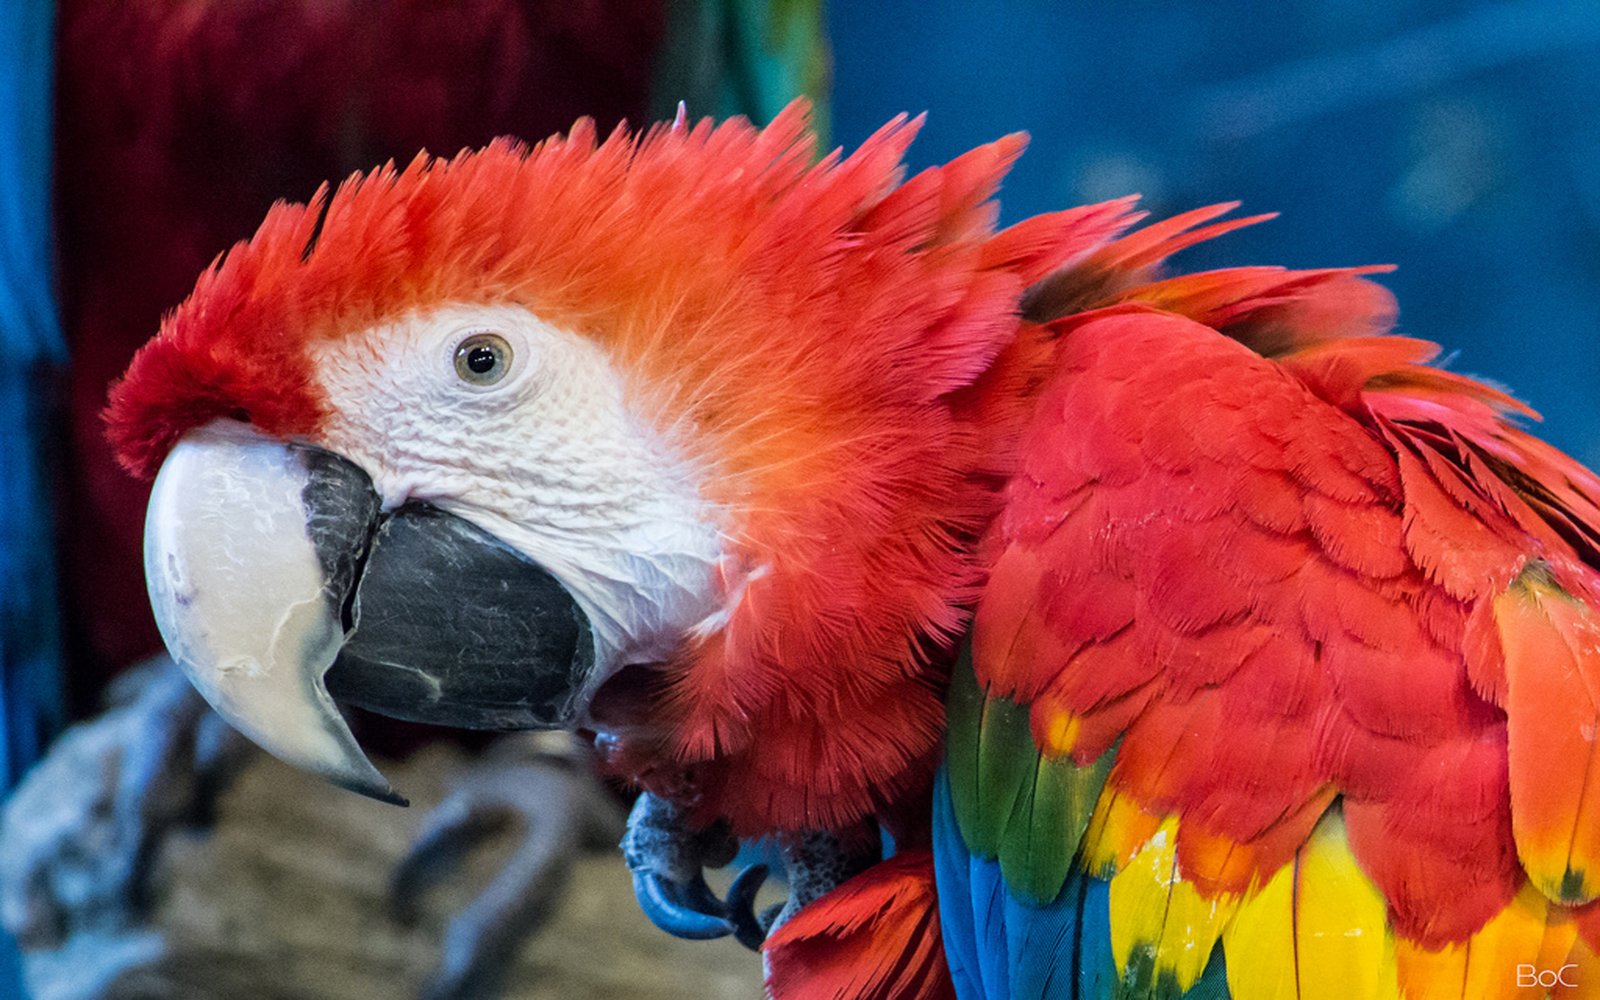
[629,862,774,950]
[684,871,729,915]
[621,791,782,950]
[622,795,887,957]
[631,870,736,940]
[725,863,772,950]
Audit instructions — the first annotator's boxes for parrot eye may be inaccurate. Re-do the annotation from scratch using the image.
[453,333,512,386]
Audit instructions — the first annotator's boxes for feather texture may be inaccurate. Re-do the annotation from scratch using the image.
[1494,567,1600,904]
[765,850,955,1000]
[933,770,1122,1000]
[1223,806,1398,1000]
[107,104,1149,836]
[951,202,1600,996]
[106,106,1600,997]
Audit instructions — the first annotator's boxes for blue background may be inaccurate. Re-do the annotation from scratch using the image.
[830,0,1600,465]
[0,1,63,994]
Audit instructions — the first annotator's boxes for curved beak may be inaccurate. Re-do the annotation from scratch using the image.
[144,421,594,804]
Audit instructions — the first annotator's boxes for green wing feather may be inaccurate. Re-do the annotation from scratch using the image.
[947,645,1115,905]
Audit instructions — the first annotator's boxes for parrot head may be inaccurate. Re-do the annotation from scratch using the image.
[107,102,1080,829]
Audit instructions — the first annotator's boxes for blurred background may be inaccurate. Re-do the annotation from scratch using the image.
[1,1,1597,998]
[830,0,1600,466]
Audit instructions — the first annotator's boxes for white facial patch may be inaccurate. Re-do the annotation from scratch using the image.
[308,304,725,697]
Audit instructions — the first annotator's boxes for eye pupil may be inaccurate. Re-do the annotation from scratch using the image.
[453,333,512,386]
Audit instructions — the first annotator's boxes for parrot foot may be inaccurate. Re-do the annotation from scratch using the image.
[622,793,882,950]
[390,732,625,1000]
[622,791,772,949]
[756,826,884,939]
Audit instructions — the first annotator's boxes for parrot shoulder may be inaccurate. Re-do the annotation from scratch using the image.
[943,207,1600,997]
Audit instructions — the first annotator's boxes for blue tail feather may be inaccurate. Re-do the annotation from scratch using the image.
[933,768,1225,1000]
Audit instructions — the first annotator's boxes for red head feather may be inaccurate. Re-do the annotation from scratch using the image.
[107,101,1141,834]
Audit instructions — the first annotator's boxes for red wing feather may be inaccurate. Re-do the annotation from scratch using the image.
[969,208,1600,992]
[764,851,954,1000]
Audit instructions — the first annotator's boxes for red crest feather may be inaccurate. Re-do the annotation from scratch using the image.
[107,101,1143,833]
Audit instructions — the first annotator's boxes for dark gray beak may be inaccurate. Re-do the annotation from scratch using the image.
[143,421,594,804]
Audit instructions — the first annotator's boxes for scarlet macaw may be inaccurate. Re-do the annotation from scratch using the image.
[106,103,1600,998]
[31,5,819,995]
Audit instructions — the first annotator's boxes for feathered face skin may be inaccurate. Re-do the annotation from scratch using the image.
[109,102,1104,831]
[133,298,724,801]
[309,302,725,675]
